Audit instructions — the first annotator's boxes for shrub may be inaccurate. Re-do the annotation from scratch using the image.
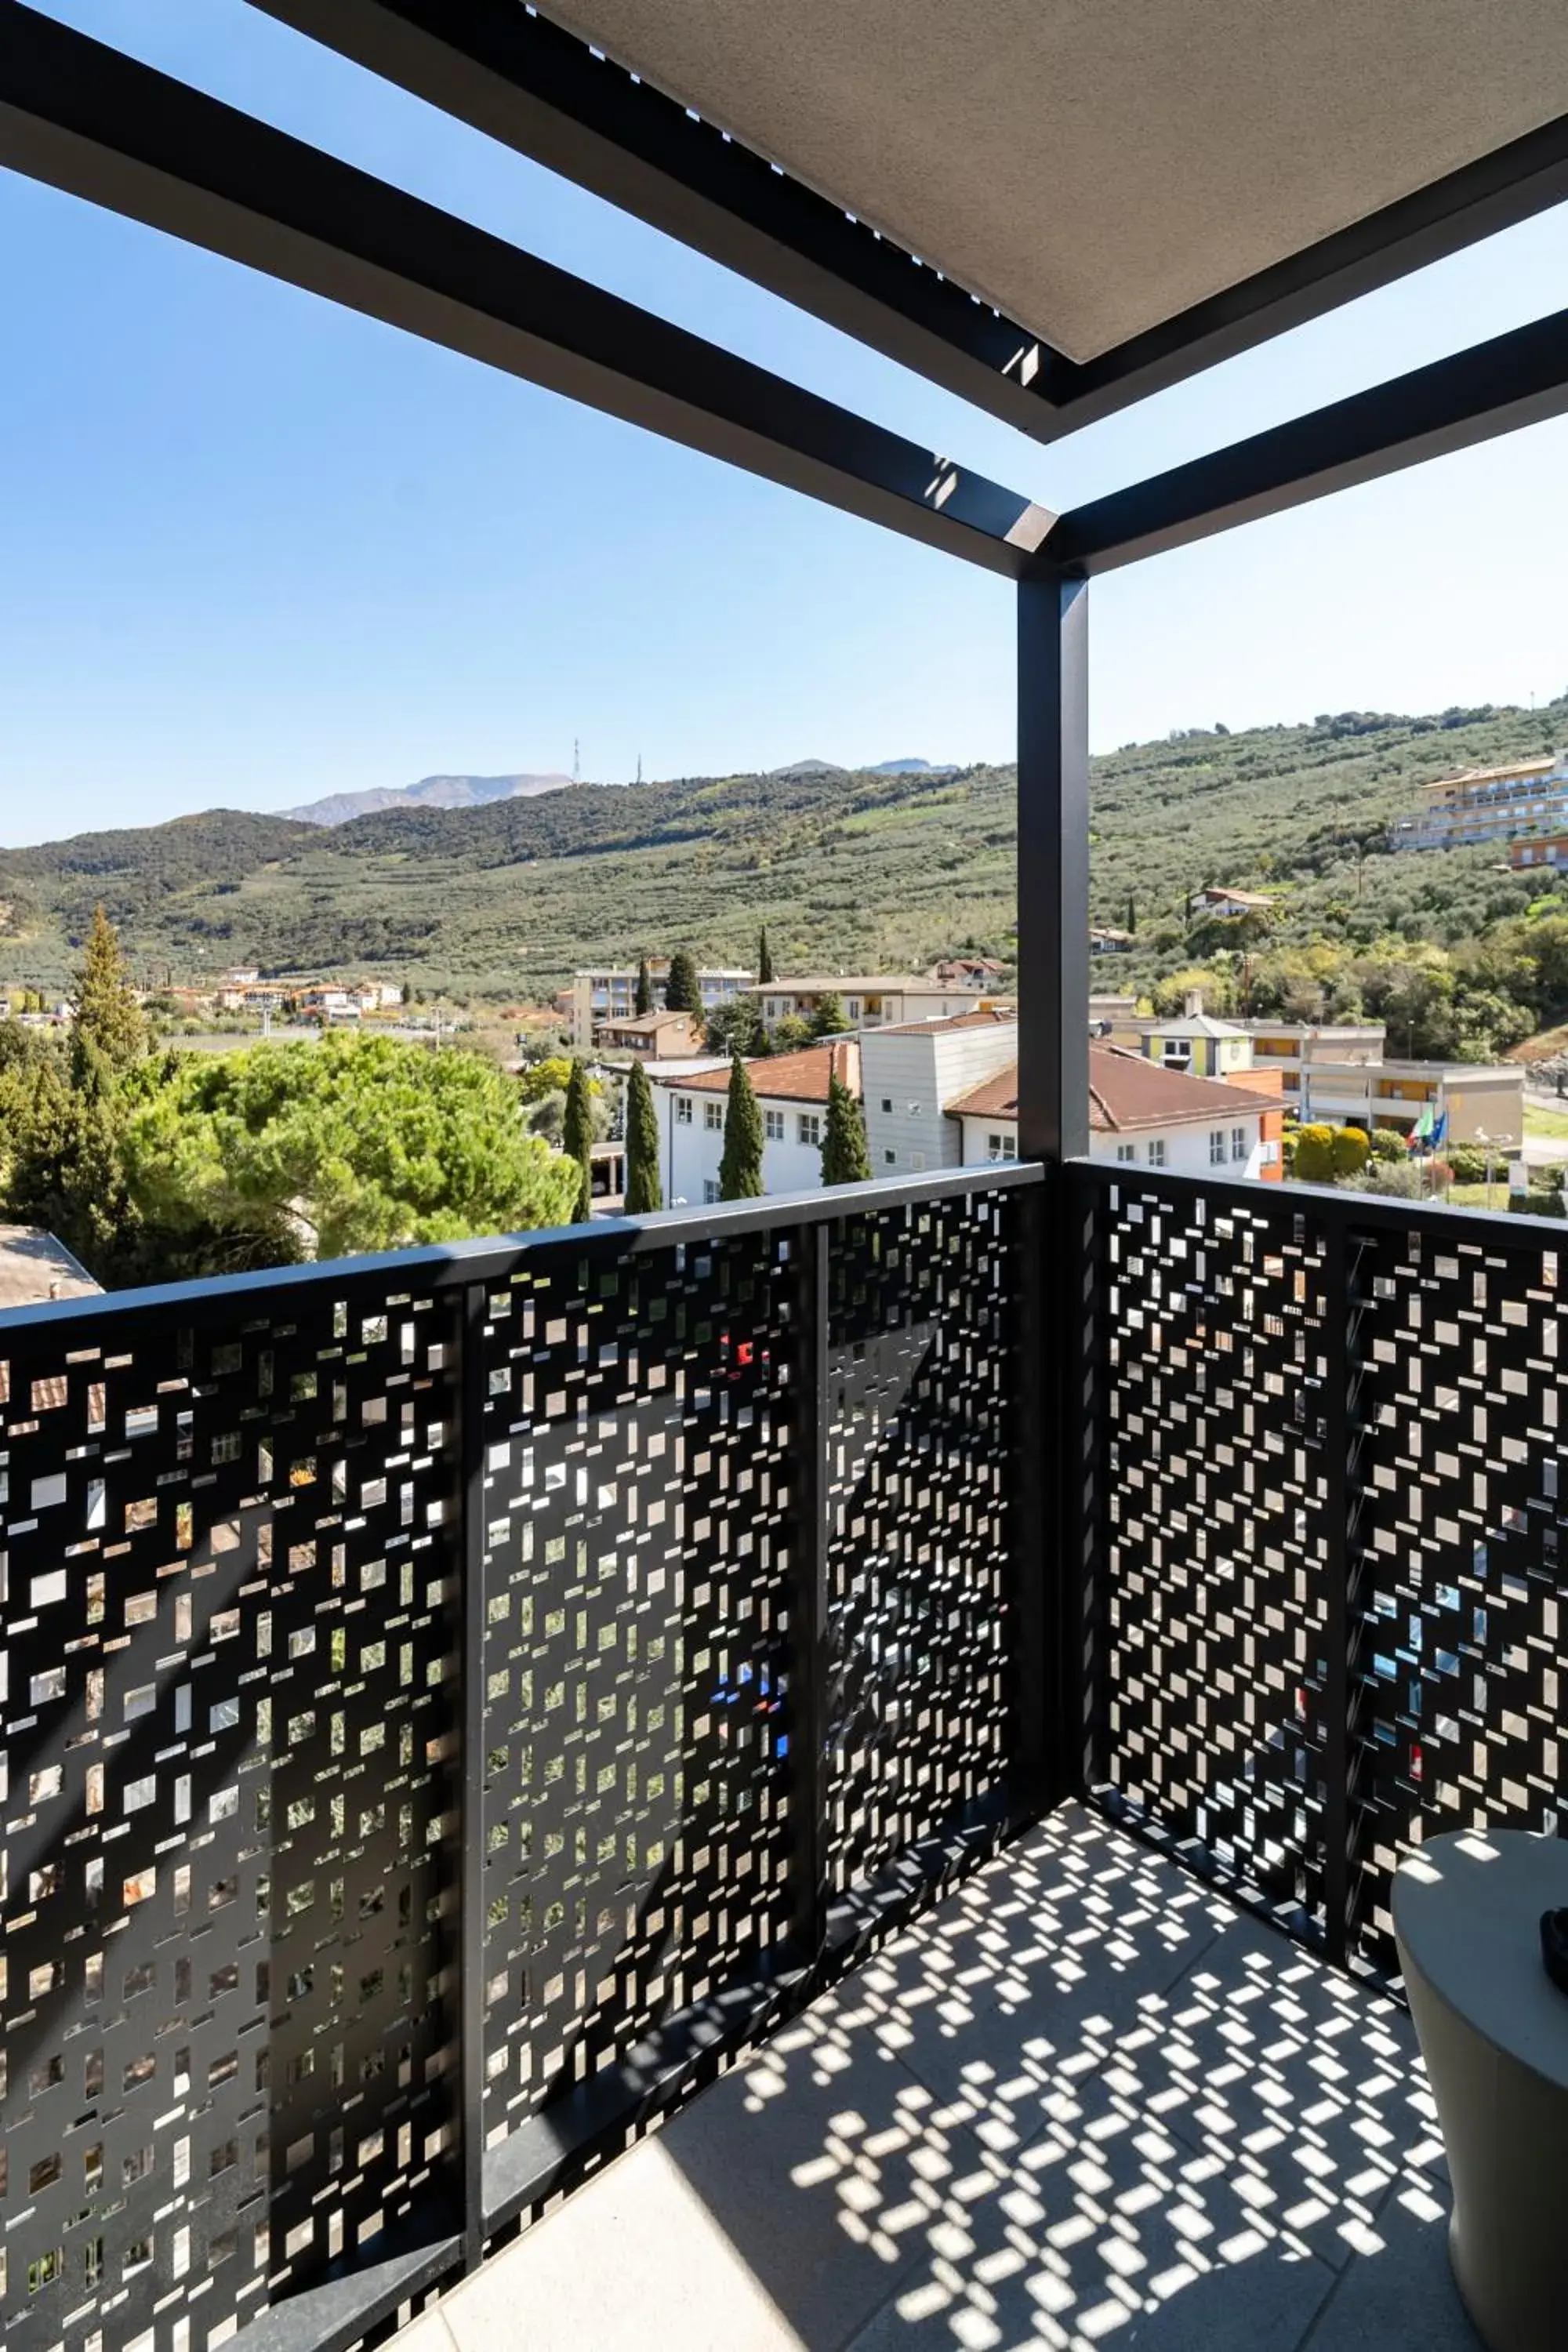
[1369,1127,1408,1163]
[1293,1123,1336,1184]
[1330,1125,1370,1178]
[1445,1143,1487,1185]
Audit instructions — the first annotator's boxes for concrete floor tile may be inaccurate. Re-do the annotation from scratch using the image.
[1302,2174,1481,2352]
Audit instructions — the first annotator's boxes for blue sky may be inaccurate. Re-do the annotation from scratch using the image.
[4,0,1568,844]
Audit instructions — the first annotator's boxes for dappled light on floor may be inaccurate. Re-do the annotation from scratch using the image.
[419,1805,1478,2352]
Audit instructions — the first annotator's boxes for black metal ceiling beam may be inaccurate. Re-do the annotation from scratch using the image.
[0,2,1052,577]
[246,0,1568,442]
[246,0,1072,435]
[1047,304,1568,573]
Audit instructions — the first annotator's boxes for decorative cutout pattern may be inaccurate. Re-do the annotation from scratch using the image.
[476,1234,800,2140]
[824,1190,1022,1893]
[0,1286,461,2352]
[1087,1178,1330,1925]
[1352,1223,1567,1971]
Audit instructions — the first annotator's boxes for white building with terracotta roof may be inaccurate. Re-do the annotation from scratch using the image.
[859,1008,1018,1178]
[946,1044,1279,1179]
[650,1042,860,1205]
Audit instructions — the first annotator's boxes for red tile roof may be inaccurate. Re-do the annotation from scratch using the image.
[880,1007,1016,1036]
[946,1045,1266,1133]
[655,1040,858,1105]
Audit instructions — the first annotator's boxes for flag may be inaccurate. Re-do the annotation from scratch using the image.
[1430,1109,1448,1150]
[1410,1105,1434,1149]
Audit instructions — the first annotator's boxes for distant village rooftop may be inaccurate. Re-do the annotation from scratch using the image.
[0,1224,102,1310]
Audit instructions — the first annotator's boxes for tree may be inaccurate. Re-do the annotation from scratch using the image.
[518,1055,575,1104]
[71,904,146,1074]
[663,949,701,1014]
[821,1068,871,1185]
[810,991,848,1037]
[705,997,767,1058]
[771,1014,814,1052]
[633,955,653,1017]
[1126,895,1137,937]
[118,1032,580,1267]
[717,1052,763,1199]
[563,1056,595,1223]
[757,925,775,985]
[1331,1125,1370,1180]
[623,1058,662,1214]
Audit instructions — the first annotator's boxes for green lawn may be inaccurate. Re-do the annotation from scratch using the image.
[1525,1101,1568,1141]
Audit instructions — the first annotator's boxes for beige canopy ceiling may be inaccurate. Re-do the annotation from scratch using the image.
[546,0,1568,363]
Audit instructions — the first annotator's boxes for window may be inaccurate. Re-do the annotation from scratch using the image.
[702,1180,720,1204]
[987,1133,1016,1162]
[703,1101,724,1132]
[1161,1040,1189,1066]
[1231,1124,1247,1161]
[881,1098,892,1113]
[1147,1139,1167,1168]
[1115,1142,1137,1163]
[1209,1129,1226,1166]
[798,1112,822,1146]
[764,1108,784,1141]
[675,1096,691,1126]
[847,1000,861,1019]
[1261,1141,1280,1165]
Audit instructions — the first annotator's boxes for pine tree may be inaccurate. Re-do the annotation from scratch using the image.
[757,925,775,985]
[623,1058,662,1214]
[633,955,653,1017]
[1126,894,1137,935]
[717,1051,763,1200]
[821,1067,871,1185]
[563,1058,594,1222]
[663,949,701,1014]
[810,990,848,1038]
[72,905,146,1075]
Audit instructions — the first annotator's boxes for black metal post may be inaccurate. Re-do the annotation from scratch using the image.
[1017,566,1090,1166]
[1017,564,1091,1810]
[457,1279,491,2270]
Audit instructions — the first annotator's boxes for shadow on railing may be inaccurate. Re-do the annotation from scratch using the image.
[0,1163,1040,2352]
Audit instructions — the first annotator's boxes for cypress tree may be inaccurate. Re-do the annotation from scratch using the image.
[1126,894,1137,935]
[562,1057,594,1222]
[72,904,147,1076]
[633,954,653,1016]
[717,1051,764,1200]
[663,949,701,1014]
[623,1058,662,1214]
[810,990,848,1038]
[821,1067,871,1185]
[757,925,775,985]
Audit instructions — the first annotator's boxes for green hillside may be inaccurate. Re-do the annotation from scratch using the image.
[2,695,1566,996]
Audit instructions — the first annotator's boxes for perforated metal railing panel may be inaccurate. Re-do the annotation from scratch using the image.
[475,1229,800,2141]
[0,1278,463,2352]
[1352,1219,1567,1973]
[0,1167,1036,2352]
[824,1189,1023,1893]
[1075,1164,1568,1982]
[1082,1174,1330,1927]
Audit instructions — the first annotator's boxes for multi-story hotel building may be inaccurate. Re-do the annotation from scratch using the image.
[1392,750,1568,851]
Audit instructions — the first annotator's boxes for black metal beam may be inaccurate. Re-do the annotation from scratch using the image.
[1048,304,1568,574]
[246,0,1072,436]
[246,0,1568,443]
[0,3,1051,578]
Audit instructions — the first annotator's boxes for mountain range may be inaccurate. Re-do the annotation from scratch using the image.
[281,757,953,824]
[2,701,1563,998]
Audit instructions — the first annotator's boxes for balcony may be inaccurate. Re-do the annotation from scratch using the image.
[6,1152,1557,2352]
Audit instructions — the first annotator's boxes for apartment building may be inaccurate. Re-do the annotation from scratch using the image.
[1392,750,1568,851]
[946,1044,1279,1178]
[1232,1019,1523,1145]
[1510,833,1568,873]
[859,1010,1018,1177]
[570,963,752,1050]
[747,975,1007,1034]
[650,1042,859,1205]
[1130,1000,1255,1078]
